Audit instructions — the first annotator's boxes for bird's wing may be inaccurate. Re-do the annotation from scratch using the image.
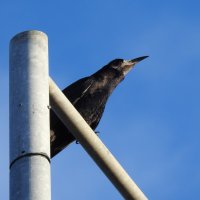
[51,77,94,124]
[50,76,94,128]
[50,76,95,153]
[62,76,94,105]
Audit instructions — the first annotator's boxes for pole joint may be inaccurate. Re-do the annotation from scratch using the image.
[9,153,51,169]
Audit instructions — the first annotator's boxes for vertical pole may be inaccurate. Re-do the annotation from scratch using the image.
[9,31,51,200]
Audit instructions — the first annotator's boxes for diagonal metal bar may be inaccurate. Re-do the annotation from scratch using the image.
[49,77,148,200]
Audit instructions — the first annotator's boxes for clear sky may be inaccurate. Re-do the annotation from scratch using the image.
[0,1,199,199]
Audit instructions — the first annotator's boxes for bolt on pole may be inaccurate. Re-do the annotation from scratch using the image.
[9,31,51,200]
[49,77,148,200]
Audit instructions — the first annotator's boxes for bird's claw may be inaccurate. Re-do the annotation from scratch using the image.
[95,131,100,136]
[75,131,100,144]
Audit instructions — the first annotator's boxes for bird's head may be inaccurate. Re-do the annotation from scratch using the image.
[93,56,148,90]
[107,56,149,77]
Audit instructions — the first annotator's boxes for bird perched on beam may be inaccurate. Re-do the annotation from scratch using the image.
[50,56,148,157]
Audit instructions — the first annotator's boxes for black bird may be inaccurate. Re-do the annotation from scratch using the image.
[50,56,148,157]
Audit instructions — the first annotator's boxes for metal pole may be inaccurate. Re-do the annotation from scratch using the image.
[49,77,148,200]
[9,31,51,200]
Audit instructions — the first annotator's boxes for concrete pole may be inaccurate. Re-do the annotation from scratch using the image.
[9,31,51,200]
[49,78,148,200]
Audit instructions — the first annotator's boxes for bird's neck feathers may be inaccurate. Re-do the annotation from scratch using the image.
[92,66,124,93]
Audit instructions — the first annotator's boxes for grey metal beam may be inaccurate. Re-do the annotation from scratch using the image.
[9,31,51,200]
[49,77,148,200]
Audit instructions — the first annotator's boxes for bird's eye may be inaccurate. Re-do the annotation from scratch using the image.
[110,59,123,69]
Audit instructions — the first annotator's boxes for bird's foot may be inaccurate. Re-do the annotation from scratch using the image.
[75,131,100,144]
[76,140,79,144]
[95,130,100,136]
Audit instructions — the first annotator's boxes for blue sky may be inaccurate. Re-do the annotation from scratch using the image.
[0,0,200,199]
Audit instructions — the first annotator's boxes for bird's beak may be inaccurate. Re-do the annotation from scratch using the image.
[129,56,149,65]
[123,56,148,75]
